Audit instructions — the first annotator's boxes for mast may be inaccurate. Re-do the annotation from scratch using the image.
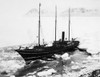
[38,3,41,46]
[68,8,71,41]
[55,6,57,41]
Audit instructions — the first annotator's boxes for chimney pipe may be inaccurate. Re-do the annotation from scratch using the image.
[62,31,65,41]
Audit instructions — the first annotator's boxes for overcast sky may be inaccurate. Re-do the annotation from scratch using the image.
[0,0,100,48]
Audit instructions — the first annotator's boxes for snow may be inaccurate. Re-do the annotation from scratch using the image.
[37,69,56,76]
[61,53,70,60]
[10,75,15,77]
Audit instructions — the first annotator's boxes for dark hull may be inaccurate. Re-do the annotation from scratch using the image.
[15,41,79,62]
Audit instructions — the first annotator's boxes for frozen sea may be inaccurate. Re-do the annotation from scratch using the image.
[0,47,100,77]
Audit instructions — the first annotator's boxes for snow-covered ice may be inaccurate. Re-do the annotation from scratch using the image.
[0,46,100,77]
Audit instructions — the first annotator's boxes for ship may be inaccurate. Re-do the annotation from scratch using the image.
[15,3,88,63]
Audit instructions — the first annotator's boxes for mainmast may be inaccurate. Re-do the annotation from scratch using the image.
[68,8,71,41]
[55,6,57,41]
[38,3,41,46]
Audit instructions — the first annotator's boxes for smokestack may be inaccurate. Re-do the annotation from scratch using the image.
[62,31,65,41]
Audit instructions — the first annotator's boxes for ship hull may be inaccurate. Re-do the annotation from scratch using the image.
[15,41,79,62]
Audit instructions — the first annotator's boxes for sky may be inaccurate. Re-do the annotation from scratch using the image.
[0,0,100,51]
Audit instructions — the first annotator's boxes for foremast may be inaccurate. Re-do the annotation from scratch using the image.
[68,8,71,41]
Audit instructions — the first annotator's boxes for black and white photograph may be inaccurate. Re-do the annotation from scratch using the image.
[0,0,100,77]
